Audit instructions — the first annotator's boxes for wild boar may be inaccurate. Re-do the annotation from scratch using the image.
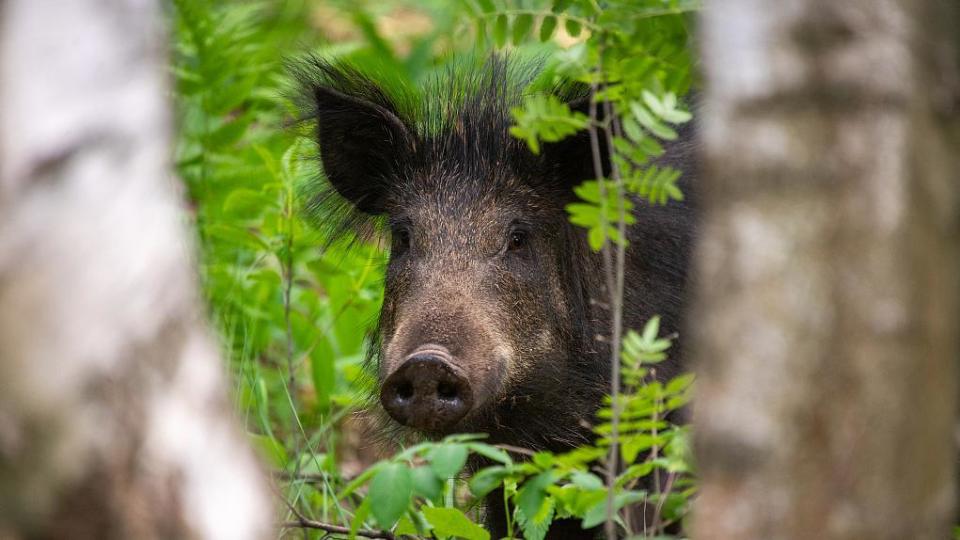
[294,55,695,537]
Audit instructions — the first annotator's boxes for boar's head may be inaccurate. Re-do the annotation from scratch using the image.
[295,56,615,450]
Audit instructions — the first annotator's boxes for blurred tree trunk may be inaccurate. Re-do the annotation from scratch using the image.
[693,1,960,539]
[0,1,271,538]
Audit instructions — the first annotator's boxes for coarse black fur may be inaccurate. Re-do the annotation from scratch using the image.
[292,54,696,538]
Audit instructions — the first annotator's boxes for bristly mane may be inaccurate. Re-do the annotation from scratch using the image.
[288,54,589,244]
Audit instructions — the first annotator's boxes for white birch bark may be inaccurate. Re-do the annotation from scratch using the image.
[0,1,272,537]
[693,1,960,539]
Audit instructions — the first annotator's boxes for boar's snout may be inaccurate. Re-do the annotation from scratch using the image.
[380,347,474,432]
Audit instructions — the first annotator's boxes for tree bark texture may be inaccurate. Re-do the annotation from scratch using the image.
[0,1,272,538]
[693,1,960,539]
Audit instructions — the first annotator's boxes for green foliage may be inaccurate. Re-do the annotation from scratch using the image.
[172,0,699,538]
[334,319,694,538]
[464,0,698,251]
[509,94,589,154]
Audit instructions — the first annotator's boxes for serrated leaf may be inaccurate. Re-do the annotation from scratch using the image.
[515,495,554,540]
[422,507,490,540]
[369,463,413,528]
[516,471,554,524]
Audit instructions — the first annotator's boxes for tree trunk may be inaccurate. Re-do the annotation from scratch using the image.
[693,1,960,539]
[0,1,272,538]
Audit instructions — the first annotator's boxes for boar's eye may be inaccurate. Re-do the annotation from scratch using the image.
[507,228,529,252]
[393,227,411,253]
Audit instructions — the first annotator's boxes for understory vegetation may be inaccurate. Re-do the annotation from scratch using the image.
[171,0,700,537]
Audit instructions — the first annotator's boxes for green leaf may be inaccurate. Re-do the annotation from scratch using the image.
[429,443,469,479]
[422,507,490,540]
[581,490,647,529]
[493,14,509,48]
[338,462,384,500]
[570,471,604,491]
[512,14,533,45]
[394,515,421,537]
[622,116,644,143]
[564,17,582,37]
[349,499,372,540]
[310,348,335,412]
[469,466,510,498]
[621,433,658,462]
[642,315,661,343]
[222,188,275,217]
[515,495,554,540]
[509,94,588,154]
[369,463,413,528]
[208,117,248,148]
[665,373,695,394]
[477,0,495,13]
[630,101,677,140]
[466,442,513,465]
[588,226,606,251]
[516,471,554,525]
[539,16,557,42]
[204,224,270,252]
[249,434,287,468]
[412,466,444,500]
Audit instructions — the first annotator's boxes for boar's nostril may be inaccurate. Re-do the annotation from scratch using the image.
[380,352,473,432]
[396,381,414,401]
[436,381,458,400]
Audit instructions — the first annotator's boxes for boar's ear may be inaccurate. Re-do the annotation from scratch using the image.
[540,96,610,194]
[310,85,414,215]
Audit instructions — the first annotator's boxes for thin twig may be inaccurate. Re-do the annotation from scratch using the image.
[648,367,661,537]
[280,182,309,540]
[281,518,396,539]
[495,443,537,457]
[652,471,677,535]
[600,72,629,540]
[274,470,352,484]
[585,48,621,540]
[276,485,397,540]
